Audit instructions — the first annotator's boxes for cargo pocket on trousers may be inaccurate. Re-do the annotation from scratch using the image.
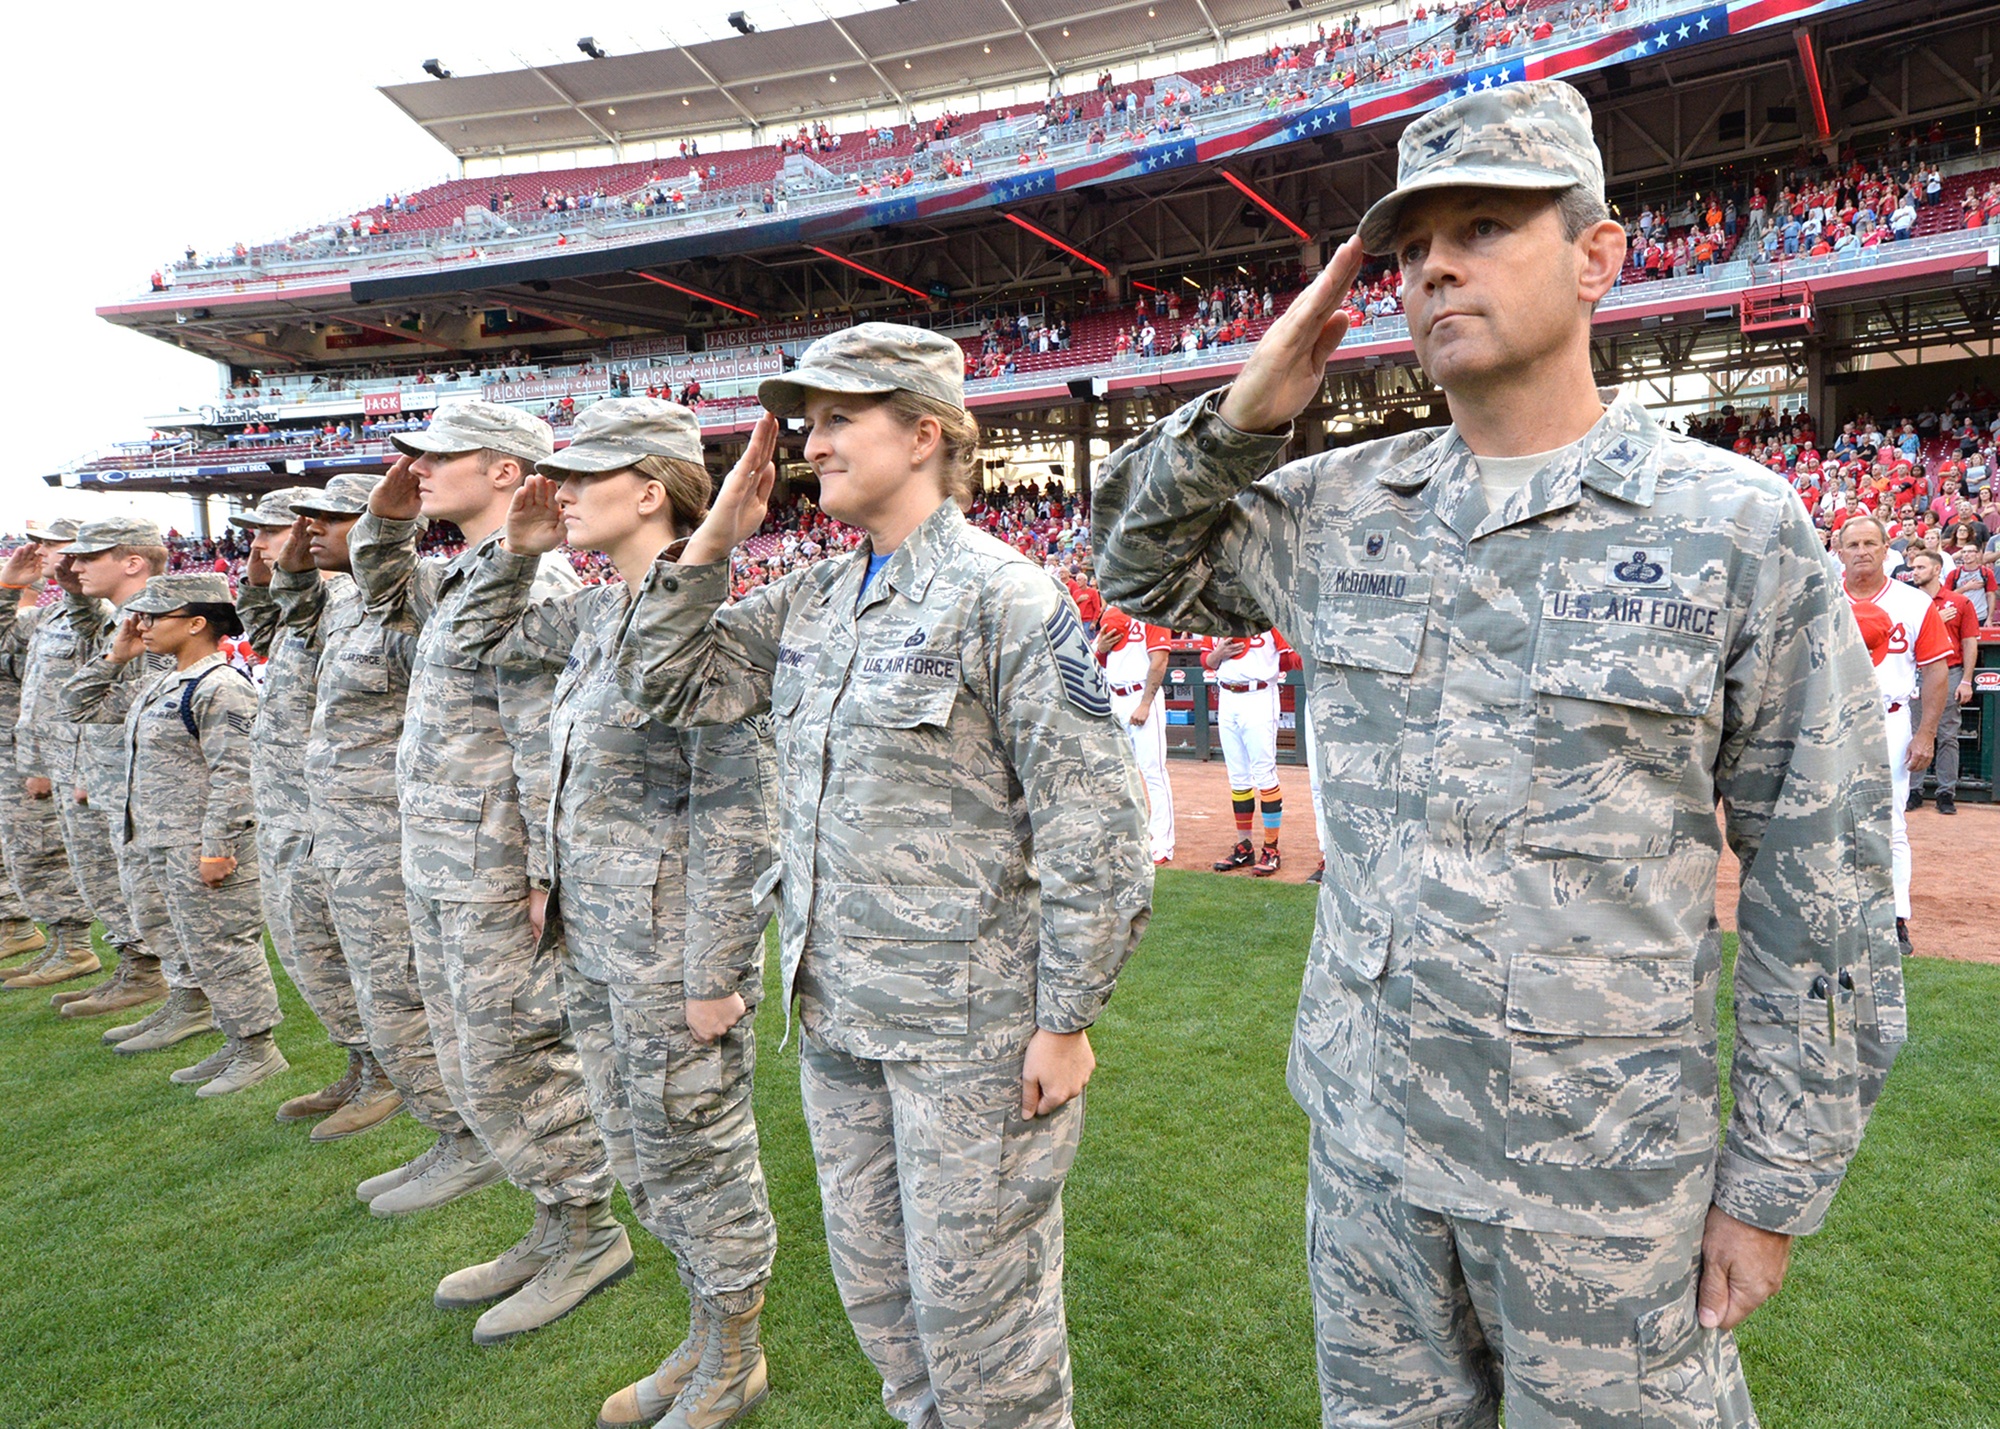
[1638,1283,1721,1428]
[1504,954,1691,1169]
[509,946,568,1054]
[662,1031,735,1133]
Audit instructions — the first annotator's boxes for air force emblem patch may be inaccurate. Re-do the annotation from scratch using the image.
[904,628,928,647]
[1043,602,1112,718]
[1606,545,1671,591]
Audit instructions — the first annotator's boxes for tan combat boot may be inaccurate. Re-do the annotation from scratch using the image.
[598,1276,714,1428]
[195,1031,289,1097]
[367,1132,504,1217]
[277,1050,363,1123]
[0,919,47,961]
[435,1201,564,1310]
[60,952,166,1018]
[309,1054,404,1142]
[104,989,180,1045]
[115,989,218,1054]
[170,1037,240,1085]
[656,1290,768,1429]
[355,1132,450,1205]
[471,1199,634,1345]
[4,926,100,989]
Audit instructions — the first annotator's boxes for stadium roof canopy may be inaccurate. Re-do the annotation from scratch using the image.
[380,0,1325,159]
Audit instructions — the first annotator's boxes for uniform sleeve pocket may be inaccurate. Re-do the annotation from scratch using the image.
[828,882,979,1036]
[1504,954,1691,1169]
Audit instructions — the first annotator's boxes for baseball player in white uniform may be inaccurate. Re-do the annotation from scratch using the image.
[1836,515,1949,954]
[1203,629,1285,875]
[1096,608,1175,864]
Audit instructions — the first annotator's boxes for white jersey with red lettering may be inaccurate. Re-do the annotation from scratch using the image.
[1845,576,1951,705]
[1101,613,1171,693]
[1212,631,1283,686]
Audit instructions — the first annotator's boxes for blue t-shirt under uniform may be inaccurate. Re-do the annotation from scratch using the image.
[859,552,893,607]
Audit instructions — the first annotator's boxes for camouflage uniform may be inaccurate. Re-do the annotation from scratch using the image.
[619,326,1152,1429]
[0,576,91,940]
[233,495,365,1053]
[1093,83,1905,1417]
[272,545,464,1138]
[349,509,609,1208]
[453,543,781,1308]
[62,589,189,991]
[65,630,277,1040]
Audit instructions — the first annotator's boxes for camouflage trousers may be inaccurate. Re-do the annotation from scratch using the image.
[0,759,88,930]
[256,823,364,1048]
[799,1037,1081,1429]
[405,886,610,1206]
[117,821,193,989]
[562,960,775,1303]
[138,846,281,1039]
[311,805,464,1136]
[1306,1128,1759,1429]
[55,794,138,948]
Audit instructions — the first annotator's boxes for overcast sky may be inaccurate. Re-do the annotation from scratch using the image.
[1,3,905,531]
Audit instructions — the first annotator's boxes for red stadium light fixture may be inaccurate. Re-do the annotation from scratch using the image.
[807,246,931,299]
[1005,212,1109,274]
[1005,212,1155,289]
[636,270,761,320]
[1793,28,1831,140]
[1220,170,1312,243]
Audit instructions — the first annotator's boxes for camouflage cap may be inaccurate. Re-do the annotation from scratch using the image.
[1356,79,1604,255]
[65,515,166,555]
[291,473,378,518]
[539,398,704,474]
[758,322,965,417]
[227,485,319,530]
[125,572,234,615]
[391,399,555,466]
[27,518,81,543]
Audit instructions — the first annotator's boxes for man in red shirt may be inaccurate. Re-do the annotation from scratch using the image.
[1838,516,1950,952]
[1904,549,1979,815]
[1064,567,1104,631]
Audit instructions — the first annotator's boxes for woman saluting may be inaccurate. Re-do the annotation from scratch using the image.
[617,323,1152,1429]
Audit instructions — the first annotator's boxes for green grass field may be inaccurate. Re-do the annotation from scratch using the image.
[1,874,1993,1428]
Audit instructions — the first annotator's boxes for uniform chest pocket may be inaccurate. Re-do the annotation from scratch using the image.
[1504,953,1692,1170]
[329,631,391,694]
[1311,574,1429,808]
[835,682,960,825]
[1523,606,1721,859]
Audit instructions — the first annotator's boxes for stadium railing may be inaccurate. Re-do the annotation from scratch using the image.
[154,0,1711,294]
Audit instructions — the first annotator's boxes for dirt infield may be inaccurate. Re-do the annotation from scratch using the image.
[1162,758,1999,965]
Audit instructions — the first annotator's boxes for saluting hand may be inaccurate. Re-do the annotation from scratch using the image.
[504,476,567,557]
[244,542,274,588]
[682,414,779,566]
[1217,234,1366,435]
[1,541,45,590]
[275,517,316,574]
[370,456,423,520]
[108,614,145,665]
